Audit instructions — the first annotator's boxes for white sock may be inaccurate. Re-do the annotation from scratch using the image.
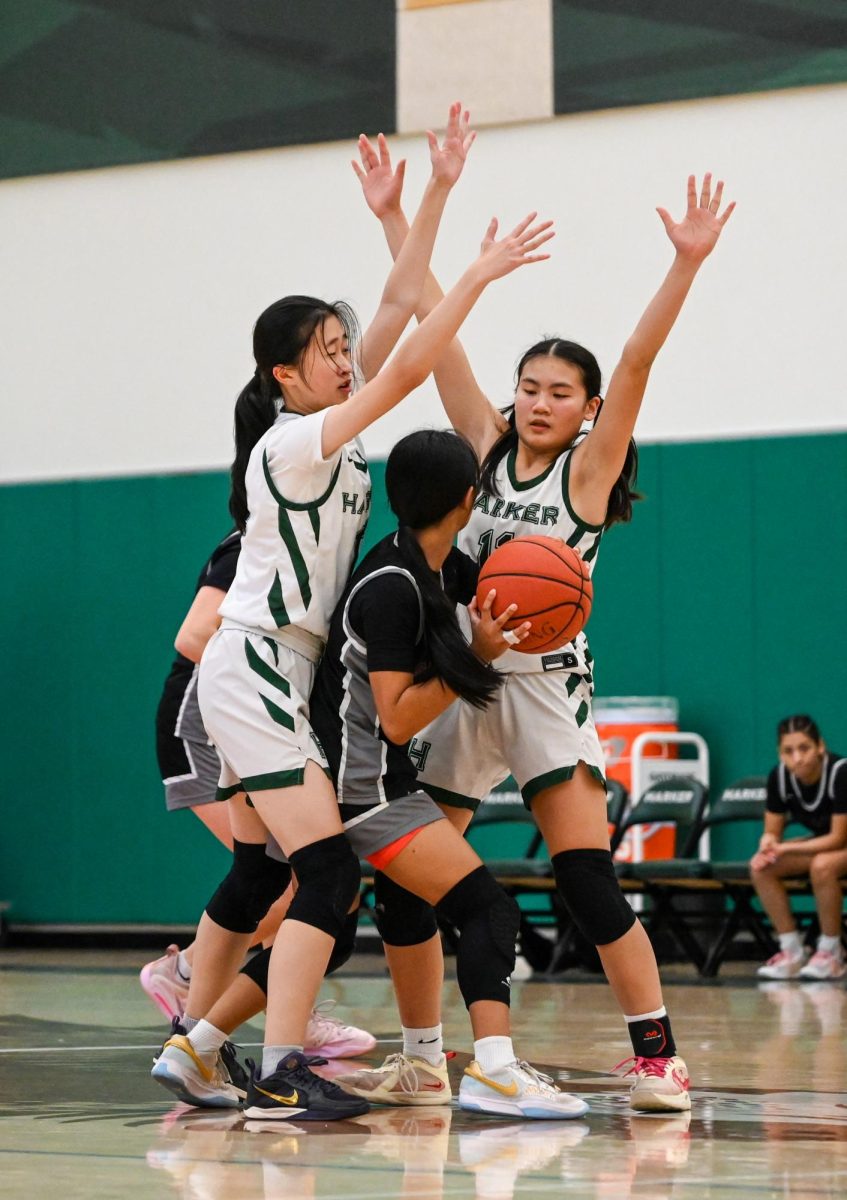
[779,931,804,955]
[403,1024,443,1065]
[262,1045,302,1077]
[182,1015,199,1033]
[188,1020,228,1056]
[474,1035,515,1075]
[817,934,842,957]
[624,1006,667,1023]
[176,951,191,981]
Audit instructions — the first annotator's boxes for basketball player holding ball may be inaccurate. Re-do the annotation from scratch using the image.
[354,151,735,1112]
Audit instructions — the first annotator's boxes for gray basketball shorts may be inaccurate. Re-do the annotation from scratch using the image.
[413,670,606,811]
[161,736,221,811]
[340,791,446,861]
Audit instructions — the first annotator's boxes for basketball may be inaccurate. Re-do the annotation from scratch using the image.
[476,535,593,654]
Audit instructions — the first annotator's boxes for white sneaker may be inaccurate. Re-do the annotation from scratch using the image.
[151,1034,245,1108]
[618,1055,691,1113]
[757,948,806,980]
[335,1052,452,1105]
[304,1000,377,1058]
[799,949,847,980]
[140,945,189,1021]
[459,1060,589,1120]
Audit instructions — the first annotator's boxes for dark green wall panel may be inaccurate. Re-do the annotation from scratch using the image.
[1,436,845,923]
[553,1,847,115]
[0,0,395,179]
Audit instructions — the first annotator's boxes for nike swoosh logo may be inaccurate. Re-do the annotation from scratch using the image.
[254,1083,300,1106]
[466,1065,519,1098]
[423,1082,446,1090]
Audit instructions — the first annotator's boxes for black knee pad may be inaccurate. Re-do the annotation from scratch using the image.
[436,866,519,1007]
[205,841,292,934]
[553,848,636,946]
[239,905,358,997]
[287,833,360,939]
[373,871,438,947]
[240,945,271,993]
[326,906,359,975]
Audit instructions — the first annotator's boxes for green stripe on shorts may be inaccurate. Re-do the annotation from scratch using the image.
[421,782,481,812]
[259,693,295,731]
[245,638,291,695]
[242,767,305,791]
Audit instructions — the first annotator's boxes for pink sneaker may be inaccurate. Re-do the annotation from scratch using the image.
[616,1055,691,1112]
[304,1000,377,1059]
[140,945,190,1020]
[799,949,847,981]
[757,948,806,980]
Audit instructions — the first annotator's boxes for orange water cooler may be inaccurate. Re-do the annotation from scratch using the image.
[595,696,679,861]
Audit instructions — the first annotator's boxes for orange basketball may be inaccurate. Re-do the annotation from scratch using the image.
[476,535,593,654]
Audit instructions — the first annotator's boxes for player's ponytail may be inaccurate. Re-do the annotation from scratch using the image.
[228,295,360,532]
[229,374,278,532]
[480,339,641,528]
[387,431,502,709]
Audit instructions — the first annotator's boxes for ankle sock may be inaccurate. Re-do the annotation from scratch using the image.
[625,1007,677,1058]
[188,1020,228,1056]
[403,1024,443,1066]
[262,1045,303,1077]
[474,1035,515,1075]
[817,934,842,957]
[182,1015,199,1033]
[778,931,804,955]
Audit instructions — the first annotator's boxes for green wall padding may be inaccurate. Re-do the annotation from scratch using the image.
[1,434,845,923]
[553,1,847,114]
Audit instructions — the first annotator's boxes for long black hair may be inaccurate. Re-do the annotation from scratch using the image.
[385,429,502,709]
[229,295,359,531]
[777,714,823,745]
[479,338,641,528]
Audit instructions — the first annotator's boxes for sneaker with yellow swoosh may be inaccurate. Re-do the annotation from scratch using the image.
[459,1060,589,1120]
[242,1052,370,1121]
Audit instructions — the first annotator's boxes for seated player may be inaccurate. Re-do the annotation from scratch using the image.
[752,715,847,980]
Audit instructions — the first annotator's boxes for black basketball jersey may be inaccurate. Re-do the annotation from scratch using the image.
[156,531,241,742]
[765,752,847,836]
[310,534,477,819]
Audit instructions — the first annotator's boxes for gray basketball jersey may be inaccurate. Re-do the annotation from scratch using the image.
[459,443,602,675]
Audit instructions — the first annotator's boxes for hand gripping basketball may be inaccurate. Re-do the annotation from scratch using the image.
[475,535,593,654]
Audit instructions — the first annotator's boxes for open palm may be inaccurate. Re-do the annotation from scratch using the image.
[352,132,405,219]
[427,101,475,187]
[657,174,735,263]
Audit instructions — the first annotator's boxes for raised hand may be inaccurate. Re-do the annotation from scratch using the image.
[475,212,555,282]
[352,132,406,220]
[656,173,735,263]
[427,100,475,188]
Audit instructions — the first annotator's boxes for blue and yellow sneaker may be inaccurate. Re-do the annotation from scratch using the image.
[459,1060,589,1120]
[243,1052,370,1121]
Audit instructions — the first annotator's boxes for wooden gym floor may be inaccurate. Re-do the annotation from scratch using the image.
[1,948,845,1198]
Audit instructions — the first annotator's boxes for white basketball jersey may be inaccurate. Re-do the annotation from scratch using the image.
[459,443,602,674]
[220,410,371,642]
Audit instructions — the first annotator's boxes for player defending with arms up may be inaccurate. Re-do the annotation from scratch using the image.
[357,151,735,1112]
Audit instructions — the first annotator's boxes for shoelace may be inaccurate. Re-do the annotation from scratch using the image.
[307,1000,351,1043]
[614,1055,671,1079]
[513,1061,557,1091]
[373,1052,430,1096]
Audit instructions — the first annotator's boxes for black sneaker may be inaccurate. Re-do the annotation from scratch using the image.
[221,1039,249,1093]
[243,1052,370,1121]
